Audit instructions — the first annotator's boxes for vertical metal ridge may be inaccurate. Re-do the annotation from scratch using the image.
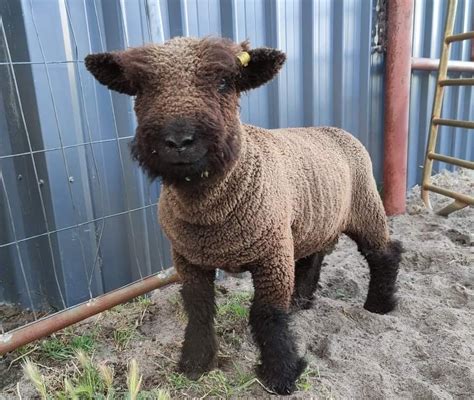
[264,0,279,129]
[358,0,373,146]
[167,0,183,38]
[301,0,313,127]
[219,0,234,40]
[331,0,344,129]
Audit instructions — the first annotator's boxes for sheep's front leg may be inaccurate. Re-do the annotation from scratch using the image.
[175,255,217,379]
[249,251,307,395]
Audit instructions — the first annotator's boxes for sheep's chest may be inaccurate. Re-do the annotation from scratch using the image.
[161,214,273,271]
[158,197,277,271]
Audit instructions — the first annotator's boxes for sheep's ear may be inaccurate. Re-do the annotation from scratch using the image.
[235,48,286,92]
[85,49,146,95]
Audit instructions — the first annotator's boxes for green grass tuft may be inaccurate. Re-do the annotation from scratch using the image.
[134,295,153,309]
[38,332,97,361]
[217,292,251,322]
[296,365,319,392]
[113,327,136,351]
[215,291,252,350]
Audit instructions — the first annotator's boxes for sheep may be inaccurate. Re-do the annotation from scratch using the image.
[85,36,402,395]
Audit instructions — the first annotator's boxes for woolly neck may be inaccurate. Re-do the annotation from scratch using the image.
[161,126,259,226]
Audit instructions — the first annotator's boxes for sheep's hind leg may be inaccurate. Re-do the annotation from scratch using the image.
[350,234,403,314]
[362,240,402,314]
[174,256,217,379]
[249,254,307,395]
[291,252,325,310]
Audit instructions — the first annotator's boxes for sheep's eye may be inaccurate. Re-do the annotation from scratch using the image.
[217,78,229,93]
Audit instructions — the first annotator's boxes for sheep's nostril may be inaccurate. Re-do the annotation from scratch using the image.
[165,138,178,149]
[181,136,195,147]
[165,135,195,151]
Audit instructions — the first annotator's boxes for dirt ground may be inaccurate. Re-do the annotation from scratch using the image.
[1,169,473,399]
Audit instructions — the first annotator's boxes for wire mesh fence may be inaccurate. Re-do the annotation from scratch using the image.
[1,0,173,338]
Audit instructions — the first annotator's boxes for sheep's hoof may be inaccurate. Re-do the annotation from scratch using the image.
[178,358,217,380]
[257,357,307,395]
[364,295,398,314]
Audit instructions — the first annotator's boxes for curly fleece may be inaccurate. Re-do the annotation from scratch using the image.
[160,124,391,307]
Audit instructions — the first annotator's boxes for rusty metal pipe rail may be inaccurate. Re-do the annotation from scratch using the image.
[0,271,180,355]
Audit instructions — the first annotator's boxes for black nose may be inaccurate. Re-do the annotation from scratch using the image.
[162,117,198,152]
[164,135,195,151]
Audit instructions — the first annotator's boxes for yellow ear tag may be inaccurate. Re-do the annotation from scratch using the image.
[237,51,251,67]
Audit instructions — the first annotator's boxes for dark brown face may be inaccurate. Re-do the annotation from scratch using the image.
[85,37,286,187]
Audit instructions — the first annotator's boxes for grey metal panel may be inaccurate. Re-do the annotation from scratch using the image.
[1,0,471,311]
[0,0,171,311]
[408,0,474,189]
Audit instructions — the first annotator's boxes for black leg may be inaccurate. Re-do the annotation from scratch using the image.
[360,240,403,314]
[178,268,217,379]
[249,301,307,395]
[249,257,307,395]
[291,252,325,310]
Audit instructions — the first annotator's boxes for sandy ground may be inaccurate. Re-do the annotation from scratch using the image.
[1,169,473,399]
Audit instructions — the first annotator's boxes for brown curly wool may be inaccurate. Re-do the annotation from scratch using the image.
[85,36,402,395]
[160,124,390,307]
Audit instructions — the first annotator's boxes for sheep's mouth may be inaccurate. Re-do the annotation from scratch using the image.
[168,152,208,167]
[171,161,195,166]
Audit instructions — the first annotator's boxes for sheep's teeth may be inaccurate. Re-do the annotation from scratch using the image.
[203,170,209,178]
[151,149,157,154]
[185,176,191,182]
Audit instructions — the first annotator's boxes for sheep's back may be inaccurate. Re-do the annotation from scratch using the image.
[246,125,370,259]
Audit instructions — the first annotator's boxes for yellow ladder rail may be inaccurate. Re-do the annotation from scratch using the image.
[421,0,474,216]
[439,78,474,86]
[445,31,474,43]
[432,118,474,129]
[427,152,474,169]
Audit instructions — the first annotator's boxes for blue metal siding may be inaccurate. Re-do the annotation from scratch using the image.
[0,0,472,311]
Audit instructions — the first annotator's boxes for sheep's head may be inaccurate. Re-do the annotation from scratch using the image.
[85,37,286,186]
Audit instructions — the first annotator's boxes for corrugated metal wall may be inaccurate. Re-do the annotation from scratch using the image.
[409,0,473,188]
[0,0,472,312]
